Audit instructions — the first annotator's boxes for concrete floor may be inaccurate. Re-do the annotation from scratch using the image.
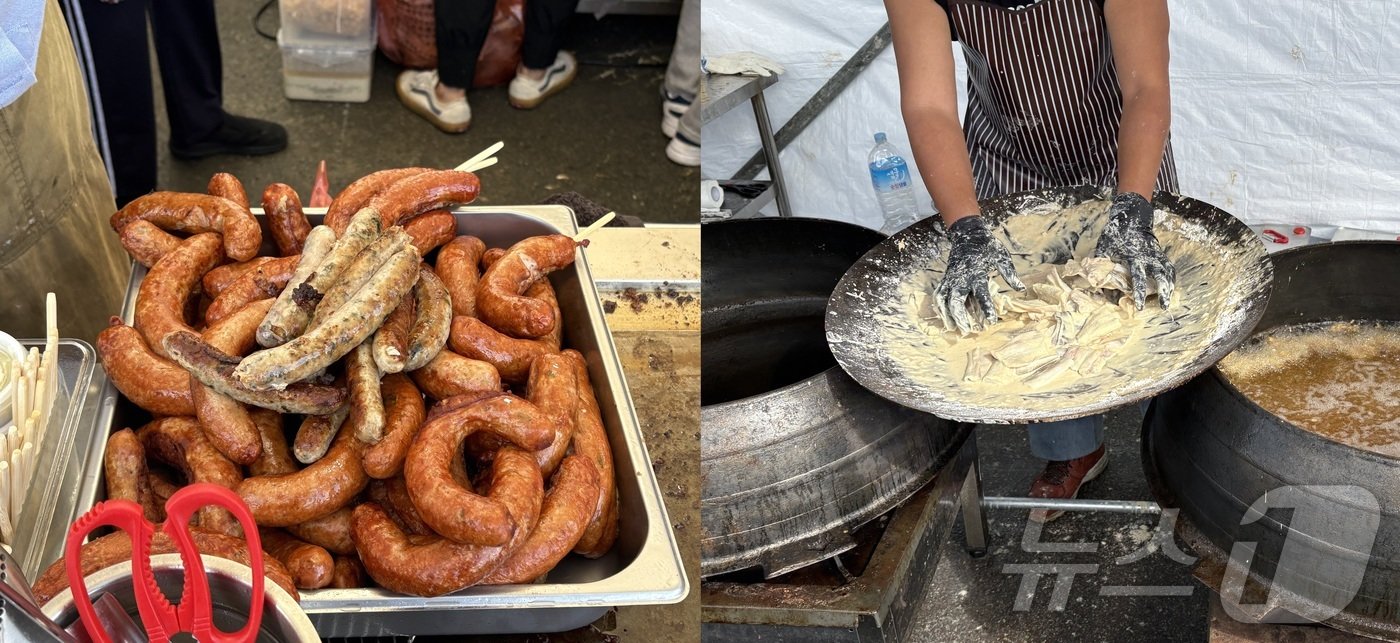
[156,1,695,223]
[912,407,1210,642]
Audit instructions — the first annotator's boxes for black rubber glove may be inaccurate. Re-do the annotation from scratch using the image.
[935,215,1024,333]
[1094,192,1175,310]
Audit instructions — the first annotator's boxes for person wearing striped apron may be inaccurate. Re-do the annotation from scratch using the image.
[885,0,1177,521]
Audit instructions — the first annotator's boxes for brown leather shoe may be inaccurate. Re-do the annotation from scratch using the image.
[1028,444,1108,523]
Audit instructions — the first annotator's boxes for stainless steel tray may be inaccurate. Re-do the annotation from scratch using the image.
[72,205,688,637]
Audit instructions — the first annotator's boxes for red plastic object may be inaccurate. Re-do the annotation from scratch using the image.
[1262,229,1288,244]
[310,160,332,208]
[64,483,264,643]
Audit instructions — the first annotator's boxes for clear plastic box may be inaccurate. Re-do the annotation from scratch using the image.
[279,30,375,103]
[279,0,375,48]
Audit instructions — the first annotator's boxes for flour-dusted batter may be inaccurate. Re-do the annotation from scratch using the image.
[829,196,1269,421]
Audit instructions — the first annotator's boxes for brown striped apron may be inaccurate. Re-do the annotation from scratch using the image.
[946,0,1178,198]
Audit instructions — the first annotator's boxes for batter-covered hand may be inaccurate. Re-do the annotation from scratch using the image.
[1094,192,1175,310]
[935,216,1024,334]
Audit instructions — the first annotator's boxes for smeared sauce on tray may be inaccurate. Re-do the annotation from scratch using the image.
[1219,321,1400,457]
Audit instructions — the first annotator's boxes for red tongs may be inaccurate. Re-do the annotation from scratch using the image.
[63,483,264,643]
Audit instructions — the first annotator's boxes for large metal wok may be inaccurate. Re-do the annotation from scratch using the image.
[825,185,1273,424]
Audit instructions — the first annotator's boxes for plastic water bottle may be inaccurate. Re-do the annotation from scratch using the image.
[868,132,920,233]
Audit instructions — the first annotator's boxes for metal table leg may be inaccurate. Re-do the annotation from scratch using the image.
[959,433,990,557]
[750,89,793,218]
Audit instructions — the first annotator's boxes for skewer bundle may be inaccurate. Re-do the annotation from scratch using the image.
[0,293,59,543]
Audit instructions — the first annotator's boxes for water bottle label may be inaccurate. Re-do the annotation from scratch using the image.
[870,160,911,192]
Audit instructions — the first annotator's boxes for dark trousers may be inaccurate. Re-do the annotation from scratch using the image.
[66,0,224,205]
[435,0,580,89]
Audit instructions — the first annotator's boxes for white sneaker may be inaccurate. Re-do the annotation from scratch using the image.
[508,51,578,110]
[665,131,700,167]
[396,69,472,133]
[662,91,692,138]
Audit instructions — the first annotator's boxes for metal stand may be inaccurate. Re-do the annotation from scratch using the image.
[959,424,1161,556]
[700,74,793,218]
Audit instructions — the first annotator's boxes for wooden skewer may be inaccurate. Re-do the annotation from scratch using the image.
[0,461,11,541]
[455,141,504,173]
[573,212,616,244]
[464,157,498,173]
[7,452,18,519]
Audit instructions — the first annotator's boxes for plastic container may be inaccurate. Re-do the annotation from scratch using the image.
[867,132,920,234]
[279,30,374,103]
[279,0,375,48]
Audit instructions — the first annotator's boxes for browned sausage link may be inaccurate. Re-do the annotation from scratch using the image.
[238,426,368,527]
[404,266,452,371]
[385,476,436,535]
[526,353,579,476]
[103,428,148,509]
[193,298,275,465]
[366,479,431,536]
[480,247,505,268]
[424,391,504,424]
[260,529,334,589]
[144,470,176,522]
[235,247,421,390]
[32,529,299,605]
[329,555,366,588]
[371,289,414,374]
[255,225,337,348]
[402,209,458,254]
[364,169,481,230]
[135,233,224,359]
[448,317,552,385]
[309,229,410,330]
[482,455,600,584]
[362,373,426,479]
[97,319,195,416]
[262,182,313,256]
[137,417,243,536]
[111,191,261,261]
[435,236,487,318]
[204,257,276,298]
[407,350,502,402]
[352,447,543,596]
[249,407,297,477]
[119,220,183,268]
[294,405,349,465]
[163,330,348,415]
[206,172,251,210]
[285,506,356,555]
[404,395,556,545]
[260,210,382,347]
[205,255,299,325]
[477,235,579,338]
[324,167,432,235]
[563,350,619,557]
[347,341,385,443]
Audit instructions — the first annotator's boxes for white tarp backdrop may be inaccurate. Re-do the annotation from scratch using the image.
[701,0,1400,234]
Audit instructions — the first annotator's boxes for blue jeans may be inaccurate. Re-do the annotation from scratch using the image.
[1027,416,1105,460]
[1026,401,1152,461]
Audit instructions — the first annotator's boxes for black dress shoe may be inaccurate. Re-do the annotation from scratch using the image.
[170,113,288,160]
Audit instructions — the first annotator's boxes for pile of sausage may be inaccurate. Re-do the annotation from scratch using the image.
[32,169,619,601]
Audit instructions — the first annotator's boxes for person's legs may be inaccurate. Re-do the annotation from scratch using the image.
[396,0,491,133]
[433,0,495,92]
[1026,416,1104,461]
[150,0,286,158]
[508,0,580,109]
[68,0,156,206]
[663,0,700,135]
[149,0,223,147]
[520,0,580,72]
[1025,415,1108,522]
